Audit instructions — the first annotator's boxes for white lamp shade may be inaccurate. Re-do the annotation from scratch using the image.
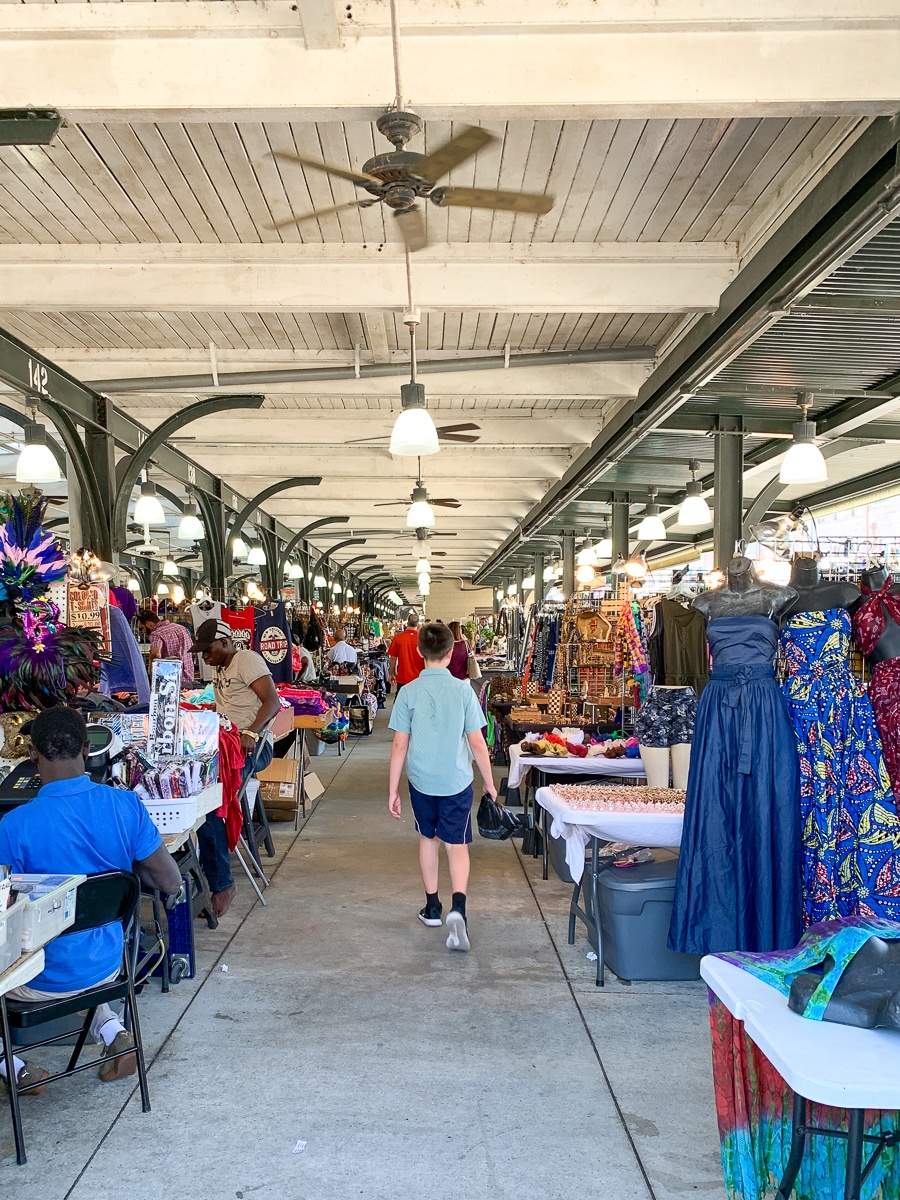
[162,559,178,577]
[313,574,327,588]
[522,574,535,589]
[247,544,266,566]
[16,437,60,484]
[637,512,667,541]
[407,499,435,528]
[389,407,440,457]
[171,584,185,606]
[507,583,517,595]
[156,582,169,596]
[625,555,648,579]
[496,589,504,600]
[417,572,430,589]
[133,484,166,525]
[779,440,828,484]
[542,565,554,581]
[126,577,141,592]
[576,545,597,567]
[419,580,430,595]
[232,537,248,560]
[576,563,595,585]
[678,492,712,528]
[411,541,432,559]
[333,582,342,594]
[288,562,304,579]
[178,511,204,540]
[346,589,353,598]
[594,537,613,561]
[415,557,431,574]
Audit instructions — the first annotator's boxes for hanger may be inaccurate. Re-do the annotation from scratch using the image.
[666,568,697,601]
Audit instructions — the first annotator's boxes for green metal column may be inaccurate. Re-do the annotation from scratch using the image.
[533,553,544,606]
[611,495,629,570]
[562,532,575,600]
[713,417,745,568]
[514,567,524,605]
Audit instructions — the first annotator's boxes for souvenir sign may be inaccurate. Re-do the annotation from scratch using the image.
[147,658,183,763]
[67,579,112,660]
[259,623,289,669]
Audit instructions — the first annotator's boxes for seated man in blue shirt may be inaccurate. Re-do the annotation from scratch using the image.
[0,707,182,1096]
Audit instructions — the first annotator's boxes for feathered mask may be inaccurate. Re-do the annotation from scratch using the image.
[0,493,67,605]
[0,601,99,710]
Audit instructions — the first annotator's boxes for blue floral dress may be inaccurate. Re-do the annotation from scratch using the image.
[780,608,900,924]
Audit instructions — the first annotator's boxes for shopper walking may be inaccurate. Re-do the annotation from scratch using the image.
[387,621,497,951]
[388,611,424,691]
[447,620,474,681]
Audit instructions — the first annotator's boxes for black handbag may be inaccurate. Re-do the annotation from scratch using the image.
[348,701,373,736]
[477,794,524,841]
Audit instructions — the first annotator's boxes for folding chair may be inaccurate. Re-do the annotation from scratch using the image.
[0,871,150,1165]
[238,724,276,875]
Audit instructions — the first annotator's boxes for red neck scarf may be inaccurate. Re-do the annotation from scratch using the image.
[852,575,900,656]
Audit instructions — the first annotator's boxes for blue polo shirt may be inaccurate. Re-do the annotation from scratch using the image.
[0,775,161,992]
[388,667,486,796]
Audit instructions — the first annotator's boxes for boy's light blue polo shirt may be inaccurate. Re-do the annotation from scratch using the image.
[389,667,486,796]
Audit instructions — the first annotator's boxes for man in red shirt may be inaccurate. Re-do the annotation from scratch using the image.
[389,612,424,690]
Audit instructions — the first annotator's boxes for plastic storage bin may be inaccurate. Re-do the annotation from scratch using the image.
[0,897,26,973]
[141,794,197,834]
[598,849,701,982]
[12,874,84,952]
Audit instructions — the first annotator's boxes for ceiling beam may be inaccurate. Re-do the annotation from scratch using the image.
[1,2,897,120]
[0,244,735,317]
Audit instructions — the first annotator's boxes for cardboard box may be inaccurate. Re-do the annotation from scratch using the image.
[258,757,300,816]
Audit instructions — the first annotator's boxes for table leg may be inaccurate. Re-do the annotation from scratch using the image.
[532,770,545,859]
[844,1109,864,1200]
[294,729,307,832]
[590,837,604,987]
[775,1092,807,1200]
[1,994,26,1164]
[541,802,549,881]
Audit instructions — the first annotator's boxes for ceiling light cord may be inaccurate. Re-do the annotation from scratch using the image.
[389,0,404,111]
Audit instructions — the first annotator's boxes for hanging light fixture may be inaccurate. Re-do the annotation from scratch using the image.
[195,587,205,602]
[594,527,613,561]
[347,589,354,598]
[576,537,597,568]
[637,490,667,541]
[625,553,648,580]
[232,536,249,561]
[415,557,431,575]
[542,564,555,582]
[332,582,342,594]
[406,483,436,528]
[16,416,60,484]
[156,581,169,596]
[288,562,304,580]
[419,579,430,596]
[389,310,440,456]
[177,494,204,541]
[313,573,327,588]
[411,536,432,559]
[780,394,828,484]
[171,584,185,606]
[133,476,166,525]
[162,558,178,577]
[611,554,627,575]
[678,460,712,528]
[507,582,517,596]
[126,576,141,592]
[705,569,726,590]
[417,572,430,589]
[522,574,535,590]
[576,562,595,586]
[246,543,266,566]
[496,588,504,601]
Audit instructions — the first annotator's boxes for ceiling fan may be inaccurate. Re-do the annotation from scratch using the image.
[346,422,480,447]
[270,116,554,251]
[374,481,461,515]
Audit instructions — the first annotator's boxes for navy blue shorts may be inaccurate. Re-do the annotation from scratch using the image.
[408,782,473,845]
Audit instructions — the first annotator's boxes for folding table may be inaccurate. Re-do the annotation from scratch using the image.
[702,955,900,1200]
[534,786,683,986]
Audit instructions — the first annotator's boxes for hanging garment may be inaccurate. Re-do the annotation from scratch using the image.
[222,605,255,652]
[189,601,222,682]
[658,597,709,694]
[634,685,697,747]
[851,576,900,795]
[669,616,801,956]
[254,601,293,684]
[781,609,900,925]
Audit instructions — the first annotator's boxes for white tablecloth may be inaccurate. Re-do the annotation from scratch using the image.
[535,785,684,882]
[701,956,900,1110]
[508,743,647,789]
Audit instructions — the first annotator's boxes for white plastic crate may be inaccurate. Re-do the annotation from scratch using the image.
[0,897,26,974]
[141,794,198,834]
[12,874,84,953]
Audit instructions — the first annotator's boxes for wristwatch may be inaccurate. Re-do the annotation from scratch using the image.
[242,729,260,743]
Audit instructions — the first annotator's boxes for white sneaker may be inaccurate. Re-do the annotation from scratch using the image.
[445,910,470,952]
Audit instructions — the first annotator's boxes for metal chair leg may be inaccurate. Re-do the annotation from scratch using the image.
[237,834,269,888]
[234,842,268,907]
[125,960,151,1114]
[1,995,26,1165]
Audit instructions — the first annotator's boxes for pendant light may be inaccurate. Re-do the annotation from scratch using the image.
[171,584,185,606]
[406,483,436,528]
[16,417,60,484]
[595,527,613,562]
[246,543,266,566]
[126,576,141,592]
[780,395,827,484]
[313,573,327,588]
[232,536,249,561]
[178,494,204,540]
[333,582,342,595]
[576,562,595,586]
[417,572,430,590]
[162,558,178,577]
[288,562,304,580]
[411,536,432,559]
[522,574,535,590]
[156,581,169,596]
[496,588,504,601]
[637,490,667,542]
[390,309,439,457]
[612,554,627,576]
[415,557,431,574]
[678,461,712,528]
[133,476,166,525]
[576,538,597,568]
[507,582,517,596]
[419,579,430,596]
[625,553,648,580]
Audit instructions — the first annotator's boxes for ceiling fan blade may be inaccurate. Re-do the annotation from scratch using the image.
[372,500,407,507]
[394,207,428,252]
[430,532,457,537]
[415,126,496,183]
[272,151,381,187]
[440,433,480,443]
[269,198,377,231]
[430,500,462,508]
[432,186,555,215]
[436,423,481,434]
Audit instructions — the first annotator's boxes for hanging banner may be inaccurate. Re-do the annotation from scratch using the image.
[66,579,112,660]
[147,658,183,763]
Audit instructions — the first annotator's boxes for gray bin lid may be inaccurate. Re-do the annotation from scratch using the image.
[599,849,679,892]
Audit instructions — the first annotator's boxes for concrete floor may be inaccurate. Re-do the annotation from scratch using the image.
[1,711,726,1199]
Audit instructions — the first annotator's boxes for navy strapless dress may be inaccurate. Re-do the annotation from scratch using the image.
[668,615,802,955]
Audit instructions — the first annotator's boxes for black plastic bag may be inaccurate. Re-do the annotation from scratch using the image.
[477,794,524,841]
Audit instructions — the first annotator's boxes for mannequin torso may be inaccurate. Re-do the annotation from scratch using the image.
[781,556,860,619]
[693,556,797,620]
[852,566,900,664]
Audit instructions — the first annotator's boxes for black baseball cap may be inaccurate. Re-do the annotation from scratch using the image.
[189,618,232,653]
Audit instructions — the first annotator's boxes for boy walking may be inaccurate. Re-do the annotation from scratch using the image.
[388,621,497,951]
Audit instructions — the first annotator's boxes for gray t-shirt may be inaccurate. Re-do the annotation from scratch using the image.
[213,649,271,731]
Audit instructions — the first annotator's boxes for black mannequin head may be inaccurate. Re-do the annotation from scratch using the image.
[860,564,890,592]
[791,556,820,587]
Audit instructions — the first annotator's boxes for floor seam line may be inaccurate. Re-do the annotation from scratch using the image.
[513,841,658,1200]
[62,736,364,1198]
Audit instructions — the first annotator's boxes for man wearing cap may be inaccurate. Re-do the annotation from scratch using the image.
[190,618,281,916]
